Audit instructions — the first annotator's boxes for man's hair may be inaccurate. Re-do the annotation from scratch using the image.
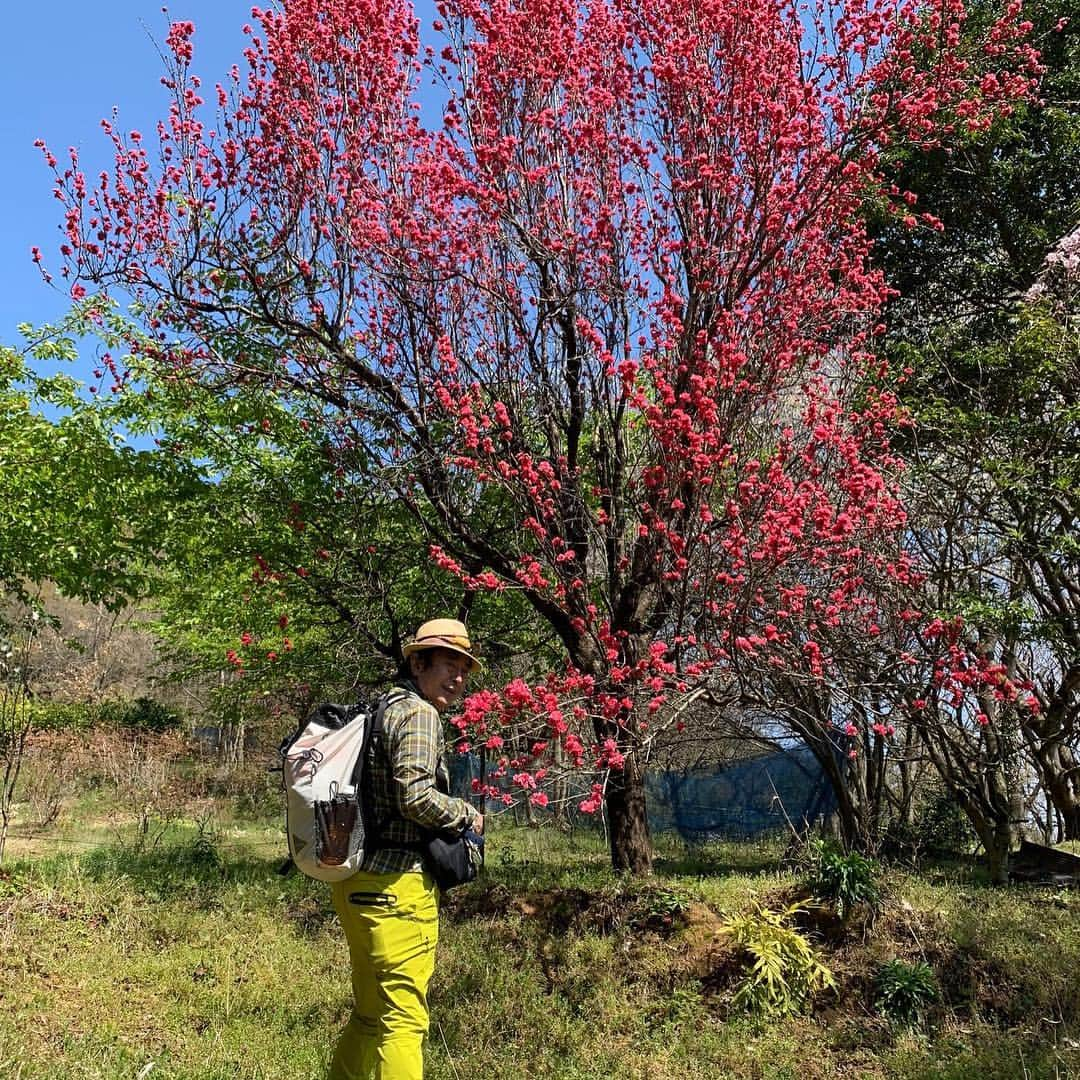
[396,650,433,683]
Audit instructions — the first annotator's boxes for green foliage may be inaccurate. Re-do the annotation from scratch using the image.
[916,789,978,857]
[1,616,39,862]
[27,697,182,733]
[14,301,552,720]
[641,884,692,925]
[874,959,939,1029]
[0,337,199,611]
[119,697,182,733]
[721,902,837,1018]
[650,981,710,1030]
[869,1,1080,861]
[24,701,96,732]
[874,0,1080,345]
[808,840,881,921]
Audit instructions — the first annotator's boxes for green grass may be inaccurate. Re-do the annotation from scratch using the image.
[2,809,1079,1079]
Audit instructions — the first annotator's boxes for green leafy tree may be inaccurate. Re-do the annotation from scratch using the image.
[0,333,201,860]
[874,2,1080,844]
[0,338,194,611]
[22,303,546,747]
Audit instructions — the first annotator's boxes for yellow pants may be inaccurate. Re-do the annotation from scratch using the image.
[330,870,439,1080]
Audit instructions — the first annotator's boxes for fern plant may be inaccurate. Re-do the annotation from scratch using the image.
[722,902,837,1018]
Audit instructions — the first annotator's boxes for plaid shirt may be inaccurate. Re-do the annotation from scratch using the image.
[361,681,479,875]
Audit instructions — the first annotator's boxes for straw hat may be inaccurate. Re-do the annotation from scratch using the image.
[402,618,482,673]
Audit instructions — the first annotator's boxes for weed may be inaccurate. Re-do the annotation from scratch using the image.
[721,902,837,1018]
[639,883,693,928]
[875,958,939,1029]
[177,828,224,877]
[651,980,710,1030]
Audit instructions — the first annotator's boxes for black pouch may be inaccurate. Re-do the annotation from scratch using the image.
[424,830,483,891]
[314,793,358,866]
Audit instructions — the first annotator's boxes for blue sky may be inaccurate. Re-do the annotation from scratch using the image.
[1,2,256,351]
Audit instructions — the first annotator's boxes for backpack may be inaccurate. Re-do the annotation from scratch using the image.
[277,690,406,882]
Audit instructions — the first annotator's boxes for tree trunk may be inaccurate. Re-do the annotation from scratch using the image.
[1021,692,1080,841]
[978,820,1015,885]
[915,714,1020,885]
[551,739,569,831]
[604,751,652,874]
[802,734,872,853]
[1057,799,1080,842]
[963,792,1021,885]
[1043,746,1080,840]
[221,714,246,770]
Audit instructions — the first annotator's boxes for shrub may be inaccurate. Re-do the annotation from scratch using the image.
[28,697,182,733]
[722,902,836,1018]
[917,790,977,856]
[809,840,880,921]
[116,697,181,733]
[874,959,939,1029]
[20,736,77,828]
[26,700,96,732]
[101,732,185,849]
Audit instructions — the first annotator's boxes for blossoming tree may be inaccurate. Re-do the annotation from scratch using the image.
[41,0,1037,872]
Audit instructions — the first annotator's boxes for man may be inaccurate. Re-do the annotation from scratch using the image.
[329,618,484,1080]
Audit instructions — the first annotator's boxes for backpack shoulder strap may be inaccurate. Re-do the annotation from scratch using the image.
[361,687,412,782]
[370,687,410,741]
[359,687,415,853]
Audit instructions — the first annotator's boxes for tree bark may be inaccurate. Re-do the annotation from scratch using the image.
[1056,797,1080,842]
[976,818,1016,886]
[1038,744,1080,841]
[811,743,864,852]
[604,751,652,874]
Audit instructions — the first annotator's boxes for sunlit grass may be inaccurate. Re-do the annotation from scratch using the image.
[2,805,1078,1079]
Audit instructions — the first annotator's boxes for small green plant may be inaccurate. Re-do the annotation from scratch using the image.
[182,809,224,874]
[641,884,692,926]
[809,840,880,920]
[722,902,837,1018]
[652,980,709,1029]
[874,958,939,1029]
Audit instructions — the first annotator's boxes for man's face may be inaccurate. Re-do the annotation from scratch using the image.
[412,647,472,713]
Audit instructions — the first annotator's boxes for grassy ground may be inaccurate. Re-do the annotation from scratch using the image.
[2,805,1079,1080]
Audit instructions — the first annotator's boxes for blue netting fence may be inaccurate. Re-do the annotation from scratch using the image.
[644,744,838,841]
[450,743,838,841]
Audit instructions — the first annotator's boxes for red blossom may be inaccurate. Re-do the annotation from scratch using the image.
[36,0,1037,830]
